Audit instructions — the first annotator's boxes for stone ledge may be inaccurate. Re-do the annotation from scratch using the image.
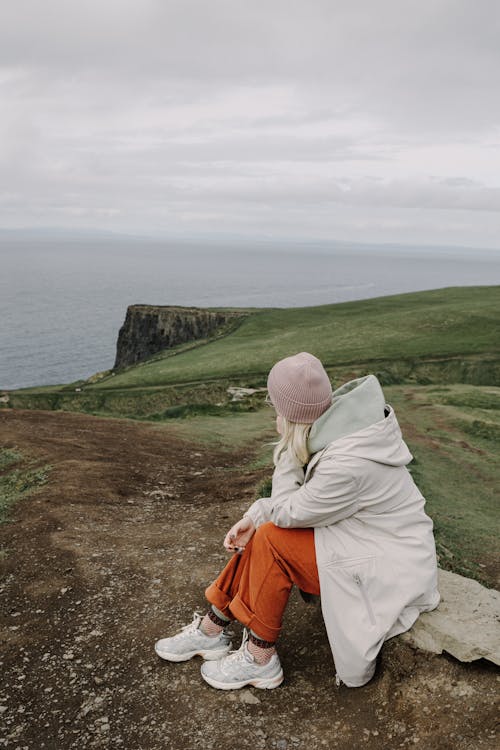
[399,568,500,666]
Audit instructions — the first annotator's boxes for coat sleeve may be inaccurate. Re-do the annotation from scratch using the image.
[244,448,305,527]
[244,448,359,529]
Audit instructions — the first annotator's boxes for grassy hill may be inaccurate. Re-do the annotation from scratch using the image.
[76,284,500,388]
[4,285,499,417]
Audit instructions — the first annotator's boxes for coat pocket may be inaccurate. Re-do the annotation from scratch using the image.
[325,555,377,627]
[352,571,377,626]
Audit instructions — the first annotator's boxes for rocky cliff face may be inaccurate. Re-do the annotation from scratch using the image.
[113,304,249,370]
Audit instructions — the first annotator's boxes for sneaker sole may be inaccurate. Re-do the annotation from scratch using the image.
[200,669,284,690]
[154,644,232,662]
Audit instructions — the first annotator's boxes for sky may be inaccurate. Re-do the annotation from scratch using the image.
[1,0,500,249]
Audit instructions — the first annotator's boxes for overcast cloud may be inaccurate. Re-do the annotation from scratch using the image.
[1,0,500,248]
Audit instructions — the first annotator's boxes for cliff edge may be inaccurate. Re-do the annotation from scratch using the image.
[113,304,250,370]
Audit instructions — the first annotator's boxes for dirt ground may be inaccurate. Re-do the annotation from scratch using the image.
[0,408,498,750]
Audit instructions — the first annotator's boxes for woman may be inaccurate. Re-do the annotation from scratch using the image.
[154,351,441,689]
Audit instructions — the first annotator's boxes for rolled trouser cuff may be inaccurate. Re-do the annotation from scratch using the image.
[227,593,281,642]
[205,583,280,641]
[205,581,236,619]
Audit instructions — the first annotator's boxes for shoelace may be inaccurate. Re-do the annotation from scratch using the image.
[176,611,233,641]
[220,628,253,674]
[176,611,204,639]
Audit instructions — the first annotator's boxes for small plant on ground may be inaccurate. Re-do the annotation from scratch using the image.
[0,447,51,525]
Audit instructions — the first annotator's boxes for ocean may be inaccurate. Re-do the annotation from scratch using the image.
[1,237,499,390]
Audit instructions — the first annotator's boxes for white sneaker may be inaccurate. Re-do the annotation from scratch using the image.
[154,612,233,662]
[200,629,284,690]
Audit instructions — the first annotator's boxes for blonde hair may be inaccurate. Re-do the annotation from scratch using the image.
[266,415,313,467]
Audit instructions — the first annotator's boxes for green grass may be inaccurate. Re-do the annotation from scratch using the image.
[0,448,51,525]
[149,401,279,467]
[459,418,500,442]
[384,384,499,586]
[443,389,500,410]
[86,285,500,389]
[5,285,499,418]
[0,448,22,472]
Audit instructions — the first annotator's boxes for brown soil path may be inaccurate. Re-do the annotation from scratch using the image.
[0,409,498,750]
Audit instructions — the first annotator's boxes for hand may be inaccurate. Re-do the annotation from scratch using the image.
[223,516,256,553]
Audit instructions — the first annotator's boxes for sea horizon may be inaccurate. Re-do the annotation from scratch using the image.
[1,236,499,391]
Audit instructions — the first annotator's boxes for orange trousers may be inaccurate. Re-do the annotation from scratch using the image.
[205,521,320,642]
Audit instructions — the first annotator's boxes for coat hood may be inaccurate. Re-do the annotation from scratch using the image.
[307,374,413,466]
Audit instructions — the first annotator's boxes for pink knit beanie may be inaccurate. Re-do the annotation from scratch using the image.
[267,351,333,423]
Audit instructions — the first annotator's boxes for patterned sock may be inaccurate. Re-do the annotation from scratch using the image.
[211,605,231,623]
[200,606,230,637]
[248,631,277,664]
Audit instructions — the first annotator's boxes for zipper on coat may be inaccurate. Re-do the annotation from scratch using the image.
[353,573,376,626]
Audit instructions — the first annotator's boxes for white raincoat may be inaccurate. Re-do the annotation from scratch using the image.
[245,374,441,687]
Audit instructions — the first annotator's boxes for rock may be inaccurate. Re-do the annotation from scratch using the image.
[238,689,261,704]
[78,695,105,718]
[113,305,250,370]
[227,386,266,401]
[400,568,500,665]
[84,370,111,384]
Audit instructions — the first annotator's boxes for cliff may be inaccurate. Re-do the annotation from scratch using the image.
[113,304,250,370]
